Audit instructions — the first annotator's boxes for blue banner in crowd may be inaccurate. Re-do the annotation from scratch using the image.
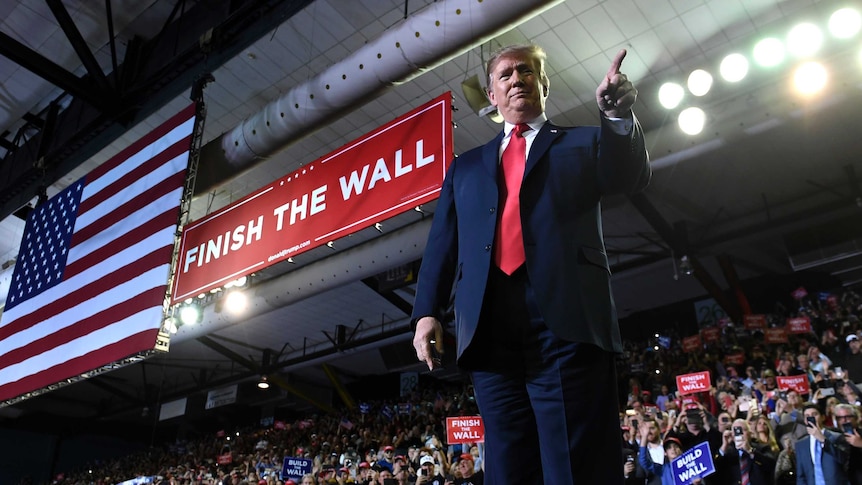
[359,402,371,414]
[658,335,672,349]
[671,441,714,485]
[282,457,312,481]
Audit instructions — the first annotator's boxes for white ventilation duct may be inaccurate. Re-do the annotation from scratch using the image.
[195,0,563,194]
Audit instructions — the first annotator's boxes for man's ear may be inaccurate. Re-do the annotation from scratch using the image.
[487,88,497,106]
[543,84,549,97]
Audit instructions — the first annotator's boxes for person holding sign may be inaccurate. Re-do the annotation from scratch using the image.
[412,43,650,485]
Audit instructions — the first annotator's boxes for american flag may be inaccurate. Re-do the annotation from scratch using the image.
[0,104,196,402]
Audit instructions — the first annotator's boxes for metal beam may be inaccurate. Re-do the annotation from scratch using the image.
[47,0,113,95]
[0,31,106,110]
[85,377,141,405]
[361,276,414,315]
[196,335,336,413]
[628,192,742,322]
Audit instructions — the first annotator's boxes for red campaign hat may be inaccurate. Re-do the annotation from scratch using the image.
[358,462,370,469]
[340,467,349,473]
[384,445,394,451]
[394,455,406,462]
[663,437,683,450]
[285,480,297,485]
[459,453,473,462]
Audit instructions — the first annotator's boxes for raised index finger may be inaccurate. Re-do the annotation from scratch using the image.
[607,49,627,79]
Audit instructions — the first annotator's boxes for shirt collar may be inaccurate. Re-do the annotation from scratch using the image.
[503,113,547,137]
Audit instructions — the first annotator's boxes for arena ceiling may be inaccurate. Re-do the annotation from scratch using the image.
[0,0,861,436]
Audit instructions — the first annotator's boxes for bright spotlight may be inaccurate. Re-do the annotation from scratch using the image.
[687,70,713,96]
[678,107,706,135]
[753,38,785,67]
[658,82,685,109]
[179,304,201,326]
[224,290,248,315]
[829,8,861,39]
[787,23,823,57]
[793,61,828,95]
[720,53,749,82]
[164,318,178,334]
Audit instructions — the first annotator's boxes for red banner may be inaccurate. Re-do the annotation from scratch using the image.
[676,371,711,395]
[217,453,233,465]
[777,375,811,395]
[682,335,702,353]
[764,327,789,344]
[171,93,453,302]
[724,352,745,365]
[446,416,485,444]
[744,314,767,330]
[787,316,812,334]
[701,327,720,344]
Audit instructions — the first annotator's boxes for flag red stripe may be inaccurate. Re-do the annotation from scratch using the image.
[65,208,179,279]
[0,287,165,370]
[78,136,191,214]
[87,105,196,181]
[0,246,172,341]
[70,171,186,247]
[0,330,160,401]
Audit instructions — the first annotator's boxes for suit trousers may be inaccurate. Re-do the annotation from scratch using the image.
[464,265,624,484]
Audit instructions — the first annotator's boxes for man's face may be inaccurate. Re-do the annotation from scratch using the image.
[458,459,473,477]
[804,408,821,427]
[732,419,750,449]
[487,52,547,124]
[851,339,861,354]
[798,355,809,369]
[835,408,858,429]
[787,390,800,407]
[718,413,733,432]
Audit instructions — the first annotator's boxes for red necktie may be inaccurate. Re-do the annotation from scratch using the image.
[739,451,750,485]
[494,123,529,274]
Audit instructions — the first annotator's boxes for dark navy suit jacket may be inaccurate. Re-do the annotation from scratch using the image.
[412,115,650,363]
[795,433,850,485]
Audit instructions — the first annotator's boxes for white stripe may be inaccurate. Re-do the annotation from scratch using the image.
[68,188,182,265]
[1,227,175,326]
[0,304,164,385]
[0,263,169,356]
[76,151,187,231]
[83,118,193,200]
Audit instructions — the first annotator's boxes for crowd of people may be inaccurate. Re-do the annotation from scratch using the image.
[618,288,862,484]
[22,287,862,485]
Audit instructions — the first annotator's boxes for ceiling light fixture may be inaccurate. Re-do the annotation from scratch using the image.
[687,70,713,96]
[658,82,685,109]
[258,376,270,389]
[719,53,749,82]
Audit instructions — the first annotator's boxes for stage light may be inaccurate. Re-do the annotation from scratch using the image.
[224,290,248,315]
[258,376,270,389]
[374,222,383,232]
[753,38,785,67]
[678,107,706,135]
[787,23,823,57]
[658,82,685,109]
[679,255,694,275]
[829,7,861,39]
[327,241,335,249]
[793,61,828,95]
[687,70,713,96]
[179,304,201,326]
[163,317,178,334]
[720,53,749,82]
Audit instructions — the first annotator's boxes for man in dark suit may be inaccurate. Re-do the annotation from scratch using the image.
[715,419,776,485]
[411,43,650,484]
[796,403,850,485]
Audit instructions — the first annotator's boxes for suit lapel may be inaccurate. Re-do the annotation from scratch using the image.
[525,122,564,179]
[482,131,504,179]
